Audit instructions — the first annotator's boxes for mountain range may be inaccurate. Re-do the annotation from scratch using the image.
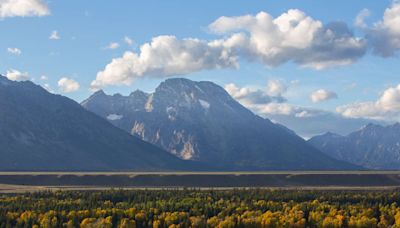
[82,78,356,170]
[309,123,400,169]
[0,75,203,171]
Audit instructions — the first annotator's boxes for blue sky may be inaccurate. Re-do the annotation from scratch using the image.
[1,0,400,137]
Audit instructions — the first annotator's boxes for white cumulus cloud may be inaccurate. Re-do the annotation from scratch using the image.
[234,101,379,139]
[124,36,133,46]
[252,103,296,116]
[224,81,377,138]
[354,9,371,28]
[310,89,338,103]
[7,47,21,55]
[106,42,119,50]
[5,69,29,81]
[58,77,80,93]
[267,79,287,96]
[0,0,49,18]
[93,9,367,88]
[209,10,367,69]
[91,35,239,89]
[225,82,286,106]
[224,81,297,116]
[264,104,382,139]
[337,83,400,120]
[366,3,400,57]
[49,30,60,40]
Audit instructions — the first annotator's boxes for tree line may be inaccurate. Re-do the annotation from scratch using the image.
[1,189,400,227]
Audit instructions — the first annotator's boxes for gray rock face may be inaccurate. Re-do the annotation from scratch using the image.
[82,78,356,170]
[0,75,198,171]
[308,123,400,169]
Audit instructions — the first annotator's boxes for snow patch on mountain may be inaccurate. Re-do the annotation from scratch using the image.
[199,99,210,109]
[107,114,123,121]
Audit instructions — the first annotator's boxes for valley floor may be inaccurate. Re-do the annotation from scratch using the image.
[1,171,400,193]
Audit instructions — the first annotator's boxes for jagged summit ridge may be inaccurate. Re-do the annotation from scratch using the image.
[309,122,400,169]
[82,78,357,170]
[0,75,199,171]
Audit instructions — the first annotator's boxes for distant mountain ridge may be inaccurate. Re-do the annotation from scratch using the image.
[308,123,400,169]
[0,75,201,171]
[82,78,357,170]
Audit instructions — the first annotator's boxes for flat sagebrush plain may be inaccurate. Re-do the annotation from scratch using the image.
[1,189,400,227]
[1,172,400,193]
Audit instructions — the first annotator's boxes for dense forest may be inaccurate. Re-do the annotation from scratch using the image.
[1,189,400,227]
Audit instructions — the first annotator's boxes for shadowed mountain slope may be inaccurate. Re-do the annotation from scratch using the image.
[82,78,358,170]
[0,75,203,171]
[309,123,400,169]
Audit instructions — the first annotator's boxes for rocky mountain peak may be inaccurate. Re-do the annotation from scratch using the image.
[80,89,107,107]
[151,78,239,116]
[92,89,106,97]
[322,132,343,138]
[82,78,357,170]
[309,122,400,169]
[0,76,196,171]
[0,75,11,86]
[156,78,231,99]
[389,122,400,129]
[362,123,383,131]
[157,78,197,90]
[130,89,149,98]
